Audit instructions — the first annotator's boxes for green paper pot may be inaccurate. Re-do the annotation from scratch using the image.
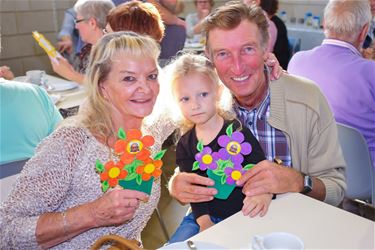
[119,177,154,195]
[207,170,235,200]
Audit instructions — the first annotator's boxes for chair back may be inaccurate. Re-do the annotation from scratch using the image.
[1,159,28,202]
[336,123,374,204]
[288,37,301,57]
[91,235,142,250]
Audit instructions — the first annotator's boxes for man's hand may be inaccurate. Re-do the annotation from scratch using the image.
[169,172,217,204]
[264,53,284,80]
[237,160,303,197]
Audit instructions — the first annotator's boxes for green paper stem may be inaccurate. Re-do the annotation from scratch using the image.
[154,149,167,160]
[226,123,234,136]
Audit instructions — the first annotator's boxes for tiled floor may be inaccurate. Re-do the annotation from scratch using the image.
[141,145,189,249]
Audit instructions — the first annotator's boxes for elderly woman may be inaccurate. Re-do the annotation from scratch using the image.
[185,0,214,44]
[50,0,114,84]
[0,32,175,249]
[106,1,165,43]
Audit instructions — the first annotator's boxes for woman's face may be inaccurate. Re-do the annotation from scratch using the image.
[100,52,159,123]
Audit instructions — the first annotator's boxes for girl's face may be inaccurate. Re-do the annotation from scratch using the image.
[101,52,159,124]
[174,72,220,126]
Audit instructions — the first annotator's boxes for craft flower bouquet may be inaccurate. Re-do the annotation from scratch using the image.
[193,123,254,199]
[95,128,166,194]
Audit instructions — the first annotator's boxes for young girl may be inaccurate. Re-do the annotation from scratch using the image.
[167,53,272,243]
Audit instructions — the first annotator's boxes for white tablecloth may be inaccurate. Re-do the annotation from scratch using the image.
[287,24,325,51]
[187,193,374,249]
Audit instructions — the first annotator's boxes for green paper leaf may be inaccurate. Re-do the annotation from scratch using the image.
[192,161,200,171]
[226,123,234,136]
[214,169,224,176]
[136,175,142,185]
[102,180,109,192]
[154,149,167,160]
[126,172,138,181]
[196,140,204,152]
[244,164,255,170]
[118,128,126,140]
[221,174,227,185]
[95,159,104,173]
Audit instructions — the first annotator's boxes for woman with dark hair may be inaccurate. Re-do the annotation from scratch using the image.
[260,0,290,69]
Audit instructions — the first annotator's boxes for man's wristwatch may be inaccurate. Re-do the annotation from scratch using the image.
[301,173,313,194]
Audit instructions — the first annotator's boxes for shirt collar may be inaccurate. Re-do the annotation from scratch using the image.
[322,39,362,56]
[233,66,270,119]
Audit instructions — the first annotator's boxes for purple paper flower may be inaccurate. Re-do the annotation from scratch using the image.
[224,164,246,185]
[218,131,252,164]
[195,147,219,171]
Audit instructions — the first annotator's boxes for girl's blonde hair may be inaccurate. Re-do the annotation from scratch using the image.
[167,53,235,133]
[77,31,160,142]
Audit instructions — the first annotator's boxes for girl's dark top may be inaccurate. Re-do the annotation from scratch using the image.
[176,119,266,220]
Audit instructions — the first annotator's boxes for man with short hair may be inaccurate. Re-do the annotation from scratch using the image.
[169,1,346,215]
[288,0,375,168]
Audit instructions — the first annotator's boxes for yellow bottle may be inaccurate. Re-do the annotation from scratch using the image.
[32,31,60,60]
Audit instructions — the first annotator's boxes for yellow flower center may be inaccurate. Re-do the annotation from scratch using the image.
[144,163,155,174]
[202,154,213,164]
[226,141,241,155]
[126,140,143,154]
[108,167,120,178]
[231,170,242,181]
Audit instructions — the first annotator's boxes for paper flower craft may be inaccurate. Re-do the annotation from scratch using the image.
[96,128,166,194]
[193,123,255,199]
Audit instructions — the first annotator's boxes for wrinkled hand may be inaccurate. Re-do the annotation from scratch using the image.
[237,160,301,197]
[242,193,272,217]
[89,189,148,227]
[169,172,217,204]
[50,56,75,80]
[264,53,284,80]
[0,66,14,80]
[57,37,73,54]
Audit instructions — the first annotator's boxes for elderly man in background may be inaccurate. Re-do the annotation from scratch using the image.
[288,0,375,168]
[169,1,346,214]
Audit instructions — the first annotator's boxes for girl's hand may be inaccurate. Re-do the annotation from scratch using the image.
[89,189,149,227]
[242,193,272,218]
[197,214,214,232]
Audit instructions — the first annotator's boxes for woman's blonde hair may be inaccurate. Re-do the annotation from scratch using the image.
[167,53,235,133]
[78,31,160,142]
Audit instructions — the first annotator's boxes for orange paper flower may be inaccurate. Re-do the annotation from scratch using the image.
[100,160,128,187]
[114,129,155,164]
[136,158,163,181]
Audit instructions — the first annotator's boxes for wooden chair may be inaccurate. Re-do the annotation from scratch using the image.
[91,235,142,250]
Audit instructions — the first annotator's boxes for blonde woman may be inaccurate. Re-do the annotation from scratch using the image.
[0,32,175,249]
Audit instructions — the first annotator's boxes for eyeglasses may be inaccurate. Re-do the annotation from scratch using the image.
[74,18,86,24]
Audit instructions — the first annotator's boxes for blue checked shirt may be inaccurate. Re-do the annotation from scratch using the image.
[234,69,292,167]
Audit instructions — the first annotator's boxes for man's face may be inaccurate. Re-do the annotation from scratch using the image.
[206,20,267,108]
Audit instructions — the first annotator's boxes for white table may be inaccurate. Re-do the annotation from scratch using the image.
[287,24,325,51]
[189,193,374,249]
[14,74,86,109]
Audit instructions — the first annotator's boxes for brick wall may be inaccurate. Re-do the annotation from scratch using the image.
[0,0,76,77]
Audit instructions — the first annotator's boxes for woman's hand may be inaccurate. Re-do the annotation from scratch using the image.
[89,189,149,227]
[0,65,15,80]
[49,56,84,84]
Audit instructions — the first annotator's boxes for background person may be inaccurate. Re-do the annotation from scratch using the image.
[0,32,174,249]
[185,0,215,44]
[288,0,375,168]
[0,79,62,165]
[0,66,14,80]
[50,0,114,84]
[168,1,346,208]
